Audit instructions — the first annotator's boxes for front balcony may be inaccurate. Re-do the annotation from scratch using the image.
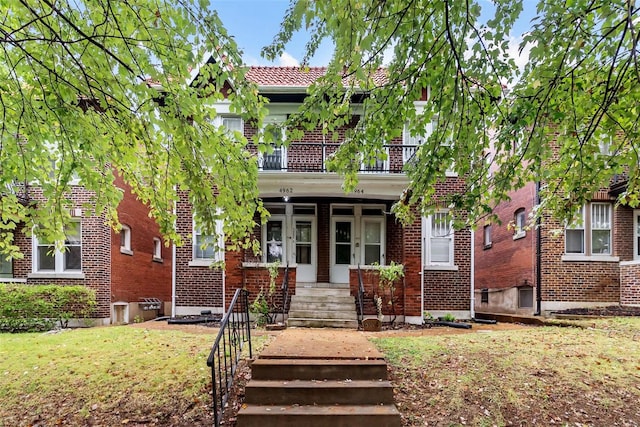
[257,142,420,173]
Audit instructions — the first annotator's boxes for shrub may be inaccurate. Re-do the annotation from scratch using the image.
[0,284,96,332]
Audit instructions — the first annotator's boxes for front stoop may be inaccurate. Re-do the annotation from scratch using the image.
[237,358,401,427]
[287,283,358,329]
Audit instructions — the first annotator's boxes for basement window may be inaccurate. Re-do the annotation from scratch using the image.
[518,287,534,308]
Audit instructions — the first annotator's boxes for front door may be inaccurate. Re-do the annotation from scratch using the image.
[294,219,316,282]
[331,218,354,283]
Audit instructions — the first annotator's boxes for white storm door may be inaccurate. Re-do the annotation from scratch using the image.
[362,218,385,265]
[331,218,354,283]
[294,219,316,282]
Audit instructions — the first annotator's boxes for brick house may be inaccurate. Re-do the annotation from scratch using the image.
[475,161,640,315]
[0,174,172,325]
[173,66,474,324]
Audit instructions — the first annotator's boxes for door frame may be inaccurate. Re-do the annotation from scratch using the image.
[330,216,354,283]
[293,216,317,282]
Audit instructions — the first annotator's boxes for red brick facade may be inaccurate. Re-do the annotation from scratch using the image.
[3,176,172,324]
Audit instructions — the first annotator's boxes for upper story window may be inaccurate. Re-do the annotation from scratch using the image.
[120,224,132,255]
[483,224,492,249]
[221,116,243,135]
[425,211,454,266]
[360,148,389,173]
[192,219,224,264]
[153,237,162,262]
[402,121,434,163]
[565,203,611,256]
[514,208,526,240]
[259,115,287,171]
[34,220,82,273]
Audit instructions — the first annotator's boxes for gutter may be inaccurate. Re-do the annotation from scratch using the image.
[535,181,542,316]
[470,228,475,319]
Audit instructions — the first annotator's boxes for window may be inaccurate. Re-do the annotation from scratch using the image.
[221,117,243,135]
[120,224,132,255]
[153,237,162,261]
[481,288,489,304]
[426,211,454,266]
[263,219,285,263]
[403,121,434,164]
[259,116,287,171]
[193,219,224,263]
[514,208,526,239]
[34,220,82,273]
[518,287,534,308]
[565,203,611,256]
[360,148,388,173]
[483,224,492,249]
[0,257,12,278]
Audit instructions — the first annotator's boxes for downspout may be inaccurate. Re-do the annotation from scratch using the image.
[470,228,475,319]
[420,217,425,322]
[171,228,177,318]
[535,181,542,315]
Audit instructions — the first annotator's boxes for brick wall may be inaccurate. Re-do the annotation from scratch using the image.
[110,175,172,314]
[10,186,112,318]
[620,263,640,306]
[541,212,620,303]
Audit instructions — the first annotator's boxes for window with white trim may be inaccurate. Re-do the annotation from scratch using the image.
[565,203,612,255]
[153,237,162,261]
[120,224,132,255]
[0,257,12,278]
[426,211,454,265]
[193,219,224,263]
[483,224,492,249]
[403,121,434,164]
[221,116,243,135]
[263,218,285,263]
[34,220,82,272]
[514,208,526,239]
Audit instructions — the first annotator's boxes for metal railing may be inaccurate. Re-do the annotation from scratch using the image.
[206,289,252,427]
[357,265,365,328]
[254,142,419,173]
[281,263,290,322]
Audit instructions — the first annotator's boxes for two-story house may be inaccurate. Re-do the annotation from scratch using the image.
[475,155,640,315]
[1,174,172,325]
[173,66,474,325]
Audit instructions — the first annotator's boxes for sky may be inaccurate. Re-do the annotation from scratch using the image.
[212,0,538,69]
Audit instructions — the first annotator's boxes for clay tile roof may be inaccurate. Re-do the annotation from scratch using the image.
[246,66,388,88]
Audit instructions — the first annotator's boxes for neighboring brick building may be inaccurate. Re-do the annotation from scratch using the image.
[0,174,172,325]
[173,66,473,323]
[475,158,640,314]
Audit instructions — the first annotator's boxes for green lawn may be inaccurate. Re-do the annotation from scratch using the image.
[372,318,640,426]
[0,325,267,426]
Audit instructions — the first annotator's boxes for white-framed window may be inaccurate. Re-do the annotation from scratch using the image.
[565,203,612,256]
[514,208,526,240]
[362,218,385,265]
[153,237,162,262]
[120,224,132,255]
[263,217,285,263]
[425,211,454,266]
[360,147,389,173]
[0,257,12,278]
[634,210,640,260]
[193,219,224,263]
[483,224,492,249]
[403,121,434,163]
[34,220,82,273]
[259,115,287,171]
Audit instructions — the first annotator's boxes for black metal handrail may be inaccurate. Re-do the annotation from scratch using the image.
[281,263,290,322]
[207,288,252,427]
[357,265,365,328]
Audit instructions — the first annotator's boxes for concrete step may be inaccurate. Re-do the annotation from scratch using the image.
[237,404,401,427]
[290,295,356,305]
[295,287,352,297]
[287,318,359,328]
[250,359,388,381]
[297,282,350,289]
[288,310,357,320]
[289,301,356,312]
[244,380,394,405]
